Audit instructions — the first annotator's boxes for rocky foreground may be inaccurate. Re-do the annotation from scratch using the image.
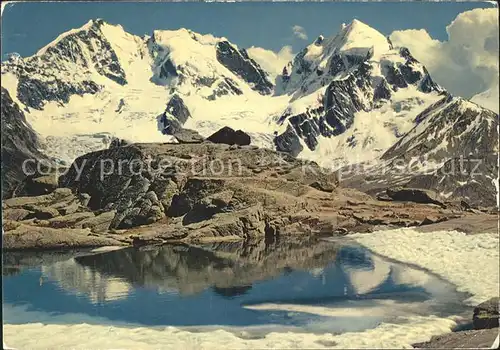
[413,297,499,349]
[2,130,497,250]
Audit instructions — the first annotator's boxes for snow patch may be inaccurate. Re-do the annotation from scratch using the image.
[350,229,499,305]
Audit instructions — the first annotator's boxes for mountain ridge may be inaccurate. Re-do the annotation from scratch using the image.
[1,18,498,204]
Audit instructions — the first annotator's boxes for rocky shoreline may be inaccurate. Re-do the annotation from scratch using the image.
[413,297,499,349]
[2,131,497,251]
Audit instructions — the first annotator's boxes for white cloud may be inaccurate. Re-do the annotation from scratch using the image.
[292,25,308,40]
[247,45,294,79]
[389,8,499,100]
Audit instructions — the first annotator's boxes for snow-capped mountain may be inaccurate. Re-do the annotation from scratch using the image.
[1,18,497,186]
[1,87,55,197]
[340,94,499,206]
[272,20,445,166]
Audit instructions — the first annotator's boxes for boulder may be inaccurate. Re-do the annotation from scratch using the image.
[78,193,91,207]
[4,192,54,208]
[207,127,251,146]
[2,220,22,232]
[78,210,116,233]
[386,187,444,206]
[53,200,80,216]
[274,125,303,157]
[419,216,445,226]
[182,204,266,239]
[473,297,499,330]
[182,190,235,225]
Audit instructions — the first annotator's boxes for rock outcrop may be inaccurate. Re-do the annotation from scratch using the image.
[172,128,204,144]
[207,127,251,146]
[339,96,499,208]
[385,187,445,207]
[57,142,336,234]
[473,297,499,330]
[159,94,191,135]
[3,141,493,250]
[1,87,55,198]
[2,187,124,248]
[414,297,499,349]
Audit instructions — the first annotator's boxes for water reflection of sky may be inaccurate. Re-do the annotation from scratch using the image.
[3,242,469,334]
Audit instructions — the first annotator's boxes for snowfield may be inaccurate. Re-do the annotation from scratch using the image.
[2,304,457,349]
[1,19,449,167]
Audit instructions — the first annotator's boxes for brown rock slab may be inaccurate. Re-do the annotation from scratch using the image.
[48,212,96,228]
[413,328,499,348]
[3,223,125,250]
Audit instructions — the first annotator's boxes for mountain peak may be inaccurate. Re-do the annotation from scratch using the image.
[33,19,106,57]
[347,19,368,29]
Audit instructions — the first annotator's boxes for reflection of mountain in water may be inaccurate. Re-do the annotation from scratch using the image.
[75,238,340,296]
[41,259,131,303]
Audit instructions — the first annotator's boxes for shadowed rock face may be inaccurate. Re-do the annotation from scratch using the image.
[386,188,444,206]
[216,41,274,95]
[16,76,101,111]
[74,237,339,296]
[1,88,54,198]
[274,125,304,157]
[165,94,191,125]
[57,142,338,233]
[159,94,191,135]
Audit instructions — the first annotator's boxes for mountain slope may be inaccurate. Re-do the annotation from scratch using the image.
[0,88,55,198]
[1,19,289,163]
[340,95,499,206]
[1,17,497,200]
[471,82,499,114]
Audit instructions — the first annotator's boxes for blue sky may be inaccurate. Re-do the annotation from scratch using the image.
[1,1,496,58]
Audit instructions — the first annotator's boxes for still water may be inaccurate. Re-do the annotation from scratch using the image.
[3,238,470,335]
